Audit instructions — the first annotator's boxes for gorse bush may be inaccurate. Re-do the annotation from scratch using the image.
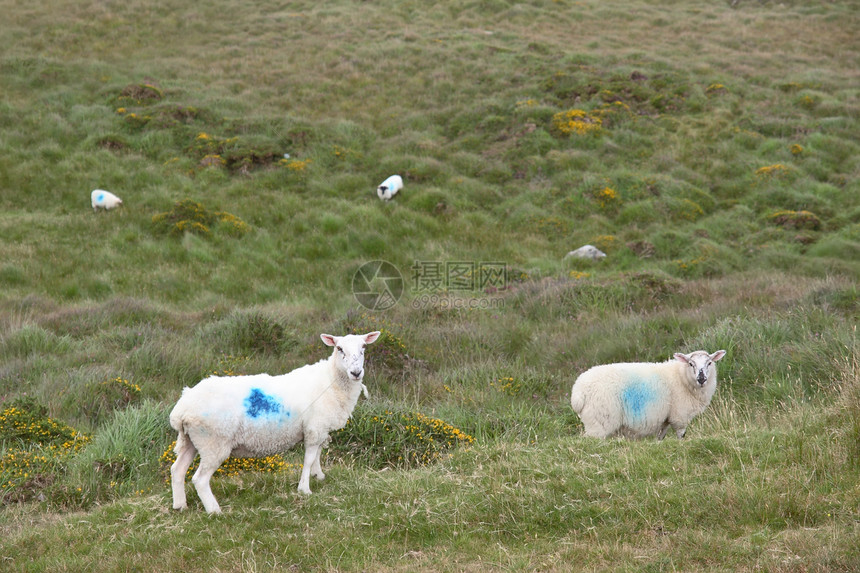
[767,209,822,231]
[327,403,474,469]
[0,398,90,503]
[551,109,603,136]
[159,442,295,481]
[151,199,249,238]
[118,82,164,105]
[0,398,89,451]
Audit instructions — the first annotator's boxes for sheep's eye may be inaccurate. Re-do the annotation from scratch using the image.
[336,346,344,354]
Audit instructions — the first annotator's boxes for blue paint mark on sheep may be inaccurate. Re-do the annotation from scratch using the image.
[97,193,105,203]
[244,388,283,419]
[621,381,657,422]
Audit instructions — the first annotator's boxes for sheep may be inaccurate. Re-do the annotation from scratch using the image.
[169,330,381,513]
[564,245,606,261]
[91,189,123,212]
[570,350,726,440]
[377,175,403,201]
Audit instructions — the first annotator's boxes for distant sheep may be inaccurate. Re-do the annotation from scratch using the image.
[570,350,727,439]
[565,245,606,261]
[91,189,123,212]
[169,331,381,513]
[377,175,403,201]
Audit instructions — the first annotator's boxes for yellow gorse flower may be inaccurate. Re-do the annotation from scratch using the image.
[160,441,295,480]
[1,405,91,493]
[594,187,620,208]
[755,164,793,178]
[552,109,603,136]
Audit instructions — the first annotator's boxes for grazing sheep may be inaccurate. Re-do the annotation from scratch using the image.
[377,175,403,201]
[169,330,381,513]
[565,245,606,261]
[91,189,123,212]
[570,350,727,439]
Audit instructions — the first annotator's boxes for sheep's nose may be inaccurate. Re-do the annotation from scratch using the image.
[350,369,363,380]
[697,371,706,385]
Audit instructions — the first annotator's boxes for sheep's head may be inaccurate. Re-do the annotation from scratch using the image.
[321,331,381,381]
[674,350,726,387]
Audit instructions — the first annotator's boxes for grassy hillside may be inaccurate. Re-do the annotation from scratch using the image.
[1,0,858,570]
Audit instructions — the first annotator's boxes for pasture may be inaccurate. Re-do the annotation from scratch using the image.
[0,0,858,570]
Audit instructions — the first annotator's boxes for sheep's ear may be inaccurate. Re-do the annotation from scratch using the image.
[673,353,689,364]
[320,334,338,347]
[710,350,727,362]
[363,331,381,344]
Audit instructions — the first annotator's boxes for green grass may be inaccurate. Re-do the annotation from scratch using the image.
[1,0,859,570]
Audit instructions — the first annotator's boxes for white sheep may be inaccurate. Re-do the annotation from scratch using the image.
[564,245,606,261]
[91,189,123,212]
[570,350,726,439]
[377,175,403,201]
[169,330,381,513]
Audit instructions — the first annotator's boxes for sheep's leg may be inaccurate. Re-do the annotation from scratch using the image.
[298,443,322,494]
[580,411,615,438]
[170,433,198,510]
[583,426,613,438]
[656,421,671,441]
[310,445,325,481]
[191,445,231,514]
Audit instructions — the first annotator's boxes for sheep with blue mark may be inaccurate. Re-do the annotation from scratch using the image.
[376,174,402,201]
[169,330,381,514]
[570,350,726,439]
[91,189,123,212]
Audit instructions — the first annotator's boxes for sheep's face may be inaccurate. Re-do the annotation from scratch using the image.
[321,331,382,381]
[674,350,726,387]
[583,246,606,259]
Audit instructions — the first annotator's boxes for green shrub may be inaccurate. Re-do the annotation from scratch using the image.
[80,377,142,427]
[767,210,822,231]
[327,403,474,469]
[62,401,173,508]
[0,325,72,359]
[204,310,298,356]
[832,352,860,469]
[342,313,415,372]
[806,237,859,259]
